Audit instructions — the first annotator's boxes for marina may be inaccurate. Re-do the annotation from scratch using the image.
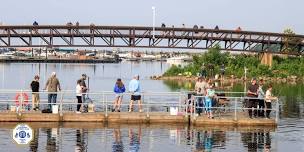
[0,48,194,64]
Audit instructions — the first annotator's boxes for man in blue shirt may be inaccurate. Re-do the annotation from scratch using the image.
[128,74,142,112]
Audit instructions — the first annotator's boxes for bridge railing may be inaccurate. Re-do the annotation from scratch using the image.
[0,90,280,122]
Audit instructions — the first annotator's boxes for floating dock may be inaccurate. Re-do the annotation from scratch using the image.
[0,111,276,126]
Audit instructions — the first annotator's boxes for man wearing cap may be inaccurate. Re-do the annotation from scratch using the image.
[128,74,142,112]
[247,78,259,118]
[44,72,61,110]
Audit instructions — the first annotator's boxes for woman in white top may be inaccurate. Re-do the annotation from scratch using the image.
[265,84,277,118]
[257,79,265,117]
[76,80,83,113]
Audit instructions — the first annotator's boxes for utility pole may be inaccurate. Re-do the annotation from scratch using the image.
[152,6,156,40]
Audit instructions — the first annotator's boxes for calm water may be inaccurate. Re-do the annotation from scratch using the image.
[0,62,303,151]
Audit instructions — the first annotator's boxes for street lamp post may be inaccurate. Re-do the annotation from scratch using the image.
[244,66,248,94]
[152,6,156,40]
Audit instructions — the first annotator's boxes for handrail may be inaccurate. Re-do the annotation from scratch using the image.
[0,90,281,123]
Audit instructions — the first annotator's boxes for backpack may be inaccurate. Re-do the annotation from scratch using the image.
[42,109,52,113]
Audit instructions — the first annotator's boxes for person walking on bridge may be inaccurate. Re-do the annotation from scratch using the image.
[44,72,61,110]
[128,74,142,112]
[220,64,225,80]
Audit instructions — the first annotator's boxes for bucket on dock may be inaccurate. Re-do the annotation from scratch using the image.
[170,107,178,115]
[88,103,95,112]
[10,106,16,112]
[52,105,59,114]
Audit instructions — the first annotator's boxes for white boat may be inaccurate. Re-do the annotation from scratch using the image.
[166,56,192,65]
[117,52,130,59]
[141,54,156,61]
[0,54,13,59]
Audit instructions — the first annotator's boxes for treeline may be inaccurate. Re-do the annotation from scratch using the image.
[164,45,304,78]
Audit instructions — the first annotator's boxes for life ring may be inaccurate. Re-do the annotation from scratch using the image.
[15,93,29,106]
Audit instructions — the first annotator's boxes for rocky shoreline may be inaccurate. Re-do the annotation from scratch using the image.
[150,75,303,84]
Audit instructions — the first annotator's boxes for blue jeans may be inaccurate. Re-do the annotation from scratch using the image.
[196,96,204,114]
[48,94,57,109]
[205,97,212,112]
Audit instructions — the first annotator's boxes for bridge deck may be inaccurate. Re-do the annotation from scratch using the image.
[0,25,303,54]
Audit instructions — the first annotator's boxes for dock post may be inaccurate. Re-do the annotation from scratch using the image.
[275,99,279,123]
[105,96,108,117]
[234,98,237,121]
[60,92,63,116]
[102,92,105,114]
[193,96,196,118]
[185,94,188,116]
[178,92,181,114]
[146,102,150,118]
[19,90,23,116]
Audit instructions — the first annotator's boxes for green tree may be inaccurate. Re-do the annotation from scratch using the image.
[282,28,302,54]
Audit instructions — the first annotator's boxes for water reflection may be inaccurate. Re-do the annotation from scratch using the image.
[29,128,39,152]
[45,128,58,152]
[241,131,271,152]
[128,127,141,152]
[194,130,226,152]
[75,129,88,152]
[0,123,279,152]
[112,129,123,152]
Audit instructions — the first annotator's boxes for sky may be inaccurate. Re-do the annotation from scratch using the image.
[0,0,303,34]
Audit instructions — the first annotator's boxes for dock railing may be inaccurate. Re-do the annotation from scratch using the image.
[191,95,280,122]
[0,90,280,122]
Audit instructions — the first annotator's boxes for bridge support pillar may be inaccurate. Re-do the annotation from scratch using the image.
[260,53,273,67]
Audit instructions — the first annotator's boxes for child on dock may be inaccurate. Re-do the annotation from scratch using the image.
[205,83,216,119]
[265,84,278,119]
[30,75,40,111]
[257,79,265,117]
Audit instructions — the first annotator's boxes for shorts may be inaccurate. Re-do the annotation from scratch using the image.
[131,95,141,101]
[115,93,123,98]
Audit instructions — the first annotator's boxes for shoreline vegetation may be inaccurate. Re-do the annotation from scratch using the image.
[151,44,304,83]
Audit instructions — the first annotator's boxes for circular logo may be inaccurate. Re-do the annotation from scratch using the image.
[12,124,33,145]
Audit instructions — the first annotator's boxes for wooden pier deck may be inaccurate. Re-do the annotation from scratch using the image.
[0,111,276,126]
